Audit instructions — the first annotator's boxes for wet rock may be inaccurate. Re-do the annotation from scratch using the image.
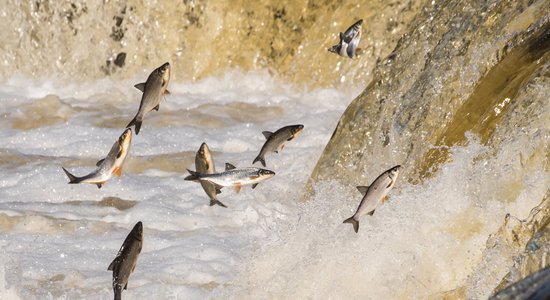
[306,0,550,194]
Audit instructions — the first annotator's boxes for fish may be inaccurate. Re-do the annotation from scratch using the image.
[195,142,227,208]
[343,165,401,233]
[108,221,143,300]
[328,19,363,58]
[62,128,132,189]
[126,62,171,134]
[489,266,550,300]
[185,163,275,193]
[252,124,304,167]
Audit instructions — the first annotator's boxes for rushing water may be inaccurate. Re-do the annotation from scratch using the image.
[1,69,548,299]
[0,71,363,299]
[1,0,550,299]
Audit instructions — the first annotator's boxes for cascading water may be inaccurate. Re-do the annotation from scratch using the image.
[0,0,549,299]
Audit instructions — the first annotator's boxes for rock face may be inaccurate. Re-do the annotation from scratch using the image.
[307,0,550,191]
[305,0,550,297]
[0,0,422,86]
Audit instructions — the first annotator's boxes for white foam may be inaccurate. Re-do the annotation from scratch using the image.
[1,70,546,299]
[0,70,358,298]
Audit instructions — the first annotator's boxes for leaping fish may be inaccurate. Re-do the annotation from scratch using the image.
[62,128,132,189]
[343,165,401,233]
[108,221,143,300]
[185,163,275,193]
[195,143,227,208]
[126,62,171,134]
[328,19,363,58]
[252,124,304,167]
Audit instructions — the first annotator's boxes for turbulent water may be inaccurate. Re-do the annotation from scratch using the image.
[1,0,550,299]
[0,71,360,299]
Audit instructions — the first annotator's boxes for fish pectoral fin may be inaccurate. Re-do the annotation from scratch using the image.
[252,183,259,189]
[356,186,369,196]
[113,167,122,177]
[164,89,171,95]
[382,195,389,203]
[96,159,105,167]
[262,131,273,140]
[280,144,285,151]
[124,282,128,290]
[153,104,160,111]
[234,184,242,193]
[225,163,236,171]
[368,210,375,216]
[215,186,223,194]
[134,82,145,92]
[96,182,104,189]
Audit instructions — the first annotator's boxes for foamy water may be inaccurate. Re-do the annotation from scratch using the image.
[0,70,360,299]
[0,70,548,299]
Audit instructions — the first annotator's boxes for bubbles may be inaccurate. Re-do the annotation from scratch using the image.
[0,70,357,298]
[222,135,549,299]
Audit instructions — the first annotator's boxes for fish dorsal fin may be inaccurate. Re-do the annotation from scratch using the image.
[339,32,344,41]
[225,163,236,171]
[234,183,241,193]
[96,158,105,167]
[262,131,273,139]
[134,82,145,92]
[356,186,369,196]
[107,259,116,271]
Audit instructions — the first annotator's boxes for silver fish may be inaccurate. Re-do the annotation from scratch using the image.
[108,221,143,300]
[328,19,363,58]
[127,62,171,134]
[343,165,401,233]
[252,124,304,167]
[62,128,132,189]
[185,163,275,193]
[195,143,226,208]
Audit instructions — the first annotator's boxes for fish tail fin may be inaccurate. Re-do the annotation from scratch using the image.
[113,286,122,300]
[210,199,228,208]
[62,167,80,184]
[184,169,200,181]
[126,116,142,135]
[343,217,359,233]
[252,155,266,167]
